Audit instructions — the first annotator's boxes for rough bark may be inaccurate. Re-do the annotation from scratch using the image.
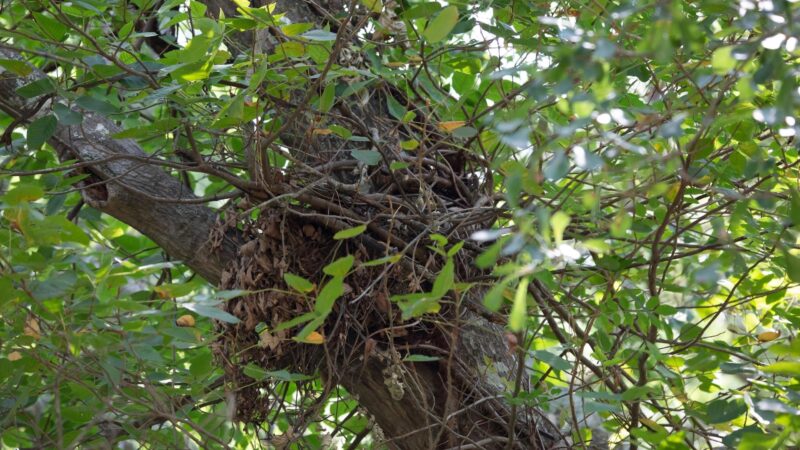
[0,48,238,284]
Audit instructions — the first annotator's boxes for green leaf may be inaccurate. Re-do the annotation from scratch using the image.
[284,273,315,293]
[532,350,571,371]
[400,139,419,150]
[543,150,569,181]
[782,249,800,283]
[319,83,335,113]
[274,311,316,332]
[550,211,570,243]
[30,272,77,300]
[711,46,736,74]
[0,58,32,76]
[392,292,441,319]
[302,30,338,41]
[32,12,67,41]
[323,255,354,277]
[75,95,118,115]
[5,183,44,205]
[263,369,312,382]
[620,385,655,401]
[27,115,57,150]
[390,161,409,171]
[315,277,343,315]
[45,215,90,245]
[16,78,56,98]
[243,363,269,380]
[762,361,800,376]
[483,282,507,311]
[423,6,459,43]
[334,225,366,240]
[350,150,382,166]
[362,253,401,266]
[609,210,632,238]
[360,0,383,13]
[705,398,747,424]
[281,23,313,36]
[53,103,82,125]
[295,315,325,340]
[509,277,529,331]
[183,303,240,323]
[790,189,800,228]
[387,95,405,120]
[446,241,464,257]
[214,289,249,300]
[404,2,442,19]
[189,351,213,378]
[211,94,245,128]
[452,126,477,138]
[431,258,454,297]
[329,124,352,138]
[403,354,440,362]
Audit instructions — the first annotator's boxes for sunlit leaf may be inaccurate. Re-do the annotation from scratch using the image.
[284,273,315,293]
[334,225,366,240]
[423,6,458,43]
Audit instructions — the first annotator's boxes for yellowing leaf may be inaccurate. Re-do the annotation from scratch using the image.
[24,316,41,340]
[301,331,325,344]
[8,351,22,361]
[400,139,419,150]
[438,121,465,132]
[313,128,333,135]
[639,417,666,434]
[757,330,780,342]
[665,182,681,202]
[176,314,196,327]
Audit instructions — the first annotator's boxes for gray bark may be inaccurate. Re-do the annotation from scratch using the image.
[0,48,238,284]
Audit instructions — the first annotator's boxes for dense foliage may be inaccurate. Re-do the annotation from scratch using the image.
[2,0,800,448]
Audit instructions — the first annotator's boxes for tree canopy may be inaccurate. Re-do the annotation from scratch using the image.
[1,0,800,448]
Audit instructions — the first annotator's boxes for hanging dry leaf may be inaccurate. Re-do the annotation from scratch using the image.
[8,351,22,361]
[176,314,196,327]
[259,329,281,350]
[505,332,518,353]
[757,330,780,342]
[24,316,41,340]
[438,121,466,132]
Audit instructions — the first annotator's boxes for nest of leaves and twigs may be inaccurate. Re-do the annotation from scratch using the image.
[207,118,498,423]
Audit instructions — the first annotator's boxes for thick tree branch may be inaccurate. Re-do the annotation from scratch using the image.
[0,48,238,284]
